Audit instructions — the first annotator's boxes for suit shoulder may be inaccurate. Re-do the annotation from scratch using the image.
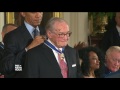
[27,44,43,54]
[5,26,22,37]
[66,45,76,51]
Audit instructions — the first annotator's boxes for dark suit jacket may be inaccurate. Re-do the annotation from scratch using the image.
[105,70,120,78]
[23,43,81,78]
[0,23,45,78]
[0,42,4,61]
[100,26,120,52]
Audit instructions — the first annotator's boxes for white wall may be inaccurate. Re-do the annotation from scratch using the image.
[63,12,89,47]
[0,12,4,42]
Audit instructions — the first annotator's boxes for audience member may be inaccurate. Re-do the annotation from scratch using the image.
[104,46,120,77]
[0,24,17,57]
[23,17,81,78]
[0,24,17,78]
[105,70,120,78]
[79,46,105,78]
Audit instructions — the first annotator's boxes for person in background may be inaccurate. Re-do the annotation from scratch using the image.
[79,46,105,78]
[100,12,120,53]
[104,46,120,77]
[0,24,18,58]
[23,17,82,78]
[0,24,18,78]
[0,12,46,78]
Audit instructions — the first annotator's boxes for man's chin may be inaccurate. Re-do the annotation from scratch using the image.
[59,44,67,48]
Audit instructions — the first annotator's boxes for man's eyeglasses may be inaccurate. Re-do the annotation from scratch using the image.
[112,58,120,64]
[51,31,72,38]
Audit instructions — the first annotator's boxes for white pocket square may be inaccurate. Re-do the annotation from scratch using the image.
[72,64,76,67]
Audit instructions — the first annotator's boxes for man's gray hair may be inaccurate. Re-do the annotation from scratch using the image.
[45,17,68,31]
[106,46,120,56]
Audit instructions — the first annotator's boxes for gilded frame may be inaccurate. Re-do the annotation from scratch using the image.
[5,12,15,24]
[53,12,63,18]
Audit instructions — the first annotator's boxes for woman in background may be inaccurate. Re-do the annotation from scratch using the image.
[79,46,105,78]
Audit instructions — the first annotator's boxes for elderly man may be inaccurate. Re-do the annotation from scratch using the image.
[104,46,120,77]
[23,17,82,78]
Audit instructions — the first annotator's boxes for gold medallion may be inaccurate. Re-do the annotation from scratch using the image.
[60,53,65,59]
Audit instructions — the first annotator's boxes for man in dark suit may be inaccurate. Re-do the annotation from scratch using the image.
[100,12,120,53]
[105,70,120,78]
[104,46,120,77]
[0,12,46,78]
[23,17,82,78]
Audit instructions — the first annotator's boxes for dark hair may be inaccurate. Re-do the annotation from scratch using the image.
[79,46,105,78]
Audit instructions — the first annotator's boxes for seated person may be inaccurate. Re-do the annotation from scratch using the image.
[105,70,120,78]
[104,46,120,77]
[79,46,105,78]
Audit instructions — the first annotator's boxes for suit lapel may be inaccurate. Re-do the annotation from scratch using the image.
[39,27,45,35]
[20,24,33,47]
[42,44,61,74]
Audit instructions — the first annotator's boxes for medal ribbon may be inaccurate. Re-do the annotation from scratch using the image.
[44,40,64,54]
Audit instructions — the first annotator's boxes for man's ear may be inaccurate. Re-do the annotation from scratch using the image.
[47,31,52,39]
[20,12,25,17]
[1,32,4,40]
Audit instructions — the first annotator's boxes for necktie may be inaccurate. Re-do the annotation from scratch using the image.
[33,29,40,38]
[58,52,68,78]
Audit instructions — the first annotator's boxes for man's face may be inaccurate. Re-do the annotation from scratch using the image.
[106,51,120,72]
[48,21,71,48]
[21,12,43,27]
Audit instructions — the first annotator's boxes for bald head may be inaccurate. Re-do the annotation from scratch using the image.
[1,24,18,40]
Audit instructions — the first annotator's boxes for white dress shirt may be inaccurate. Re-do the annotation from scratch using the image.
[44,39,67,64]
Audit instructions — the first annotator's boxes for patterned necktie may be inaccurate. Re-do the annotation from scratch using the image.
[33,29,40,38]
[58,52,68,78]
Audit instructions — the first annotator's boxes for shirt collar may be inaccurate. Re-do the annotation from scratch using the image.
[47,39,62,51]
[116,25,120,33]
[24,21,40,38]
[1,42,4,45]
